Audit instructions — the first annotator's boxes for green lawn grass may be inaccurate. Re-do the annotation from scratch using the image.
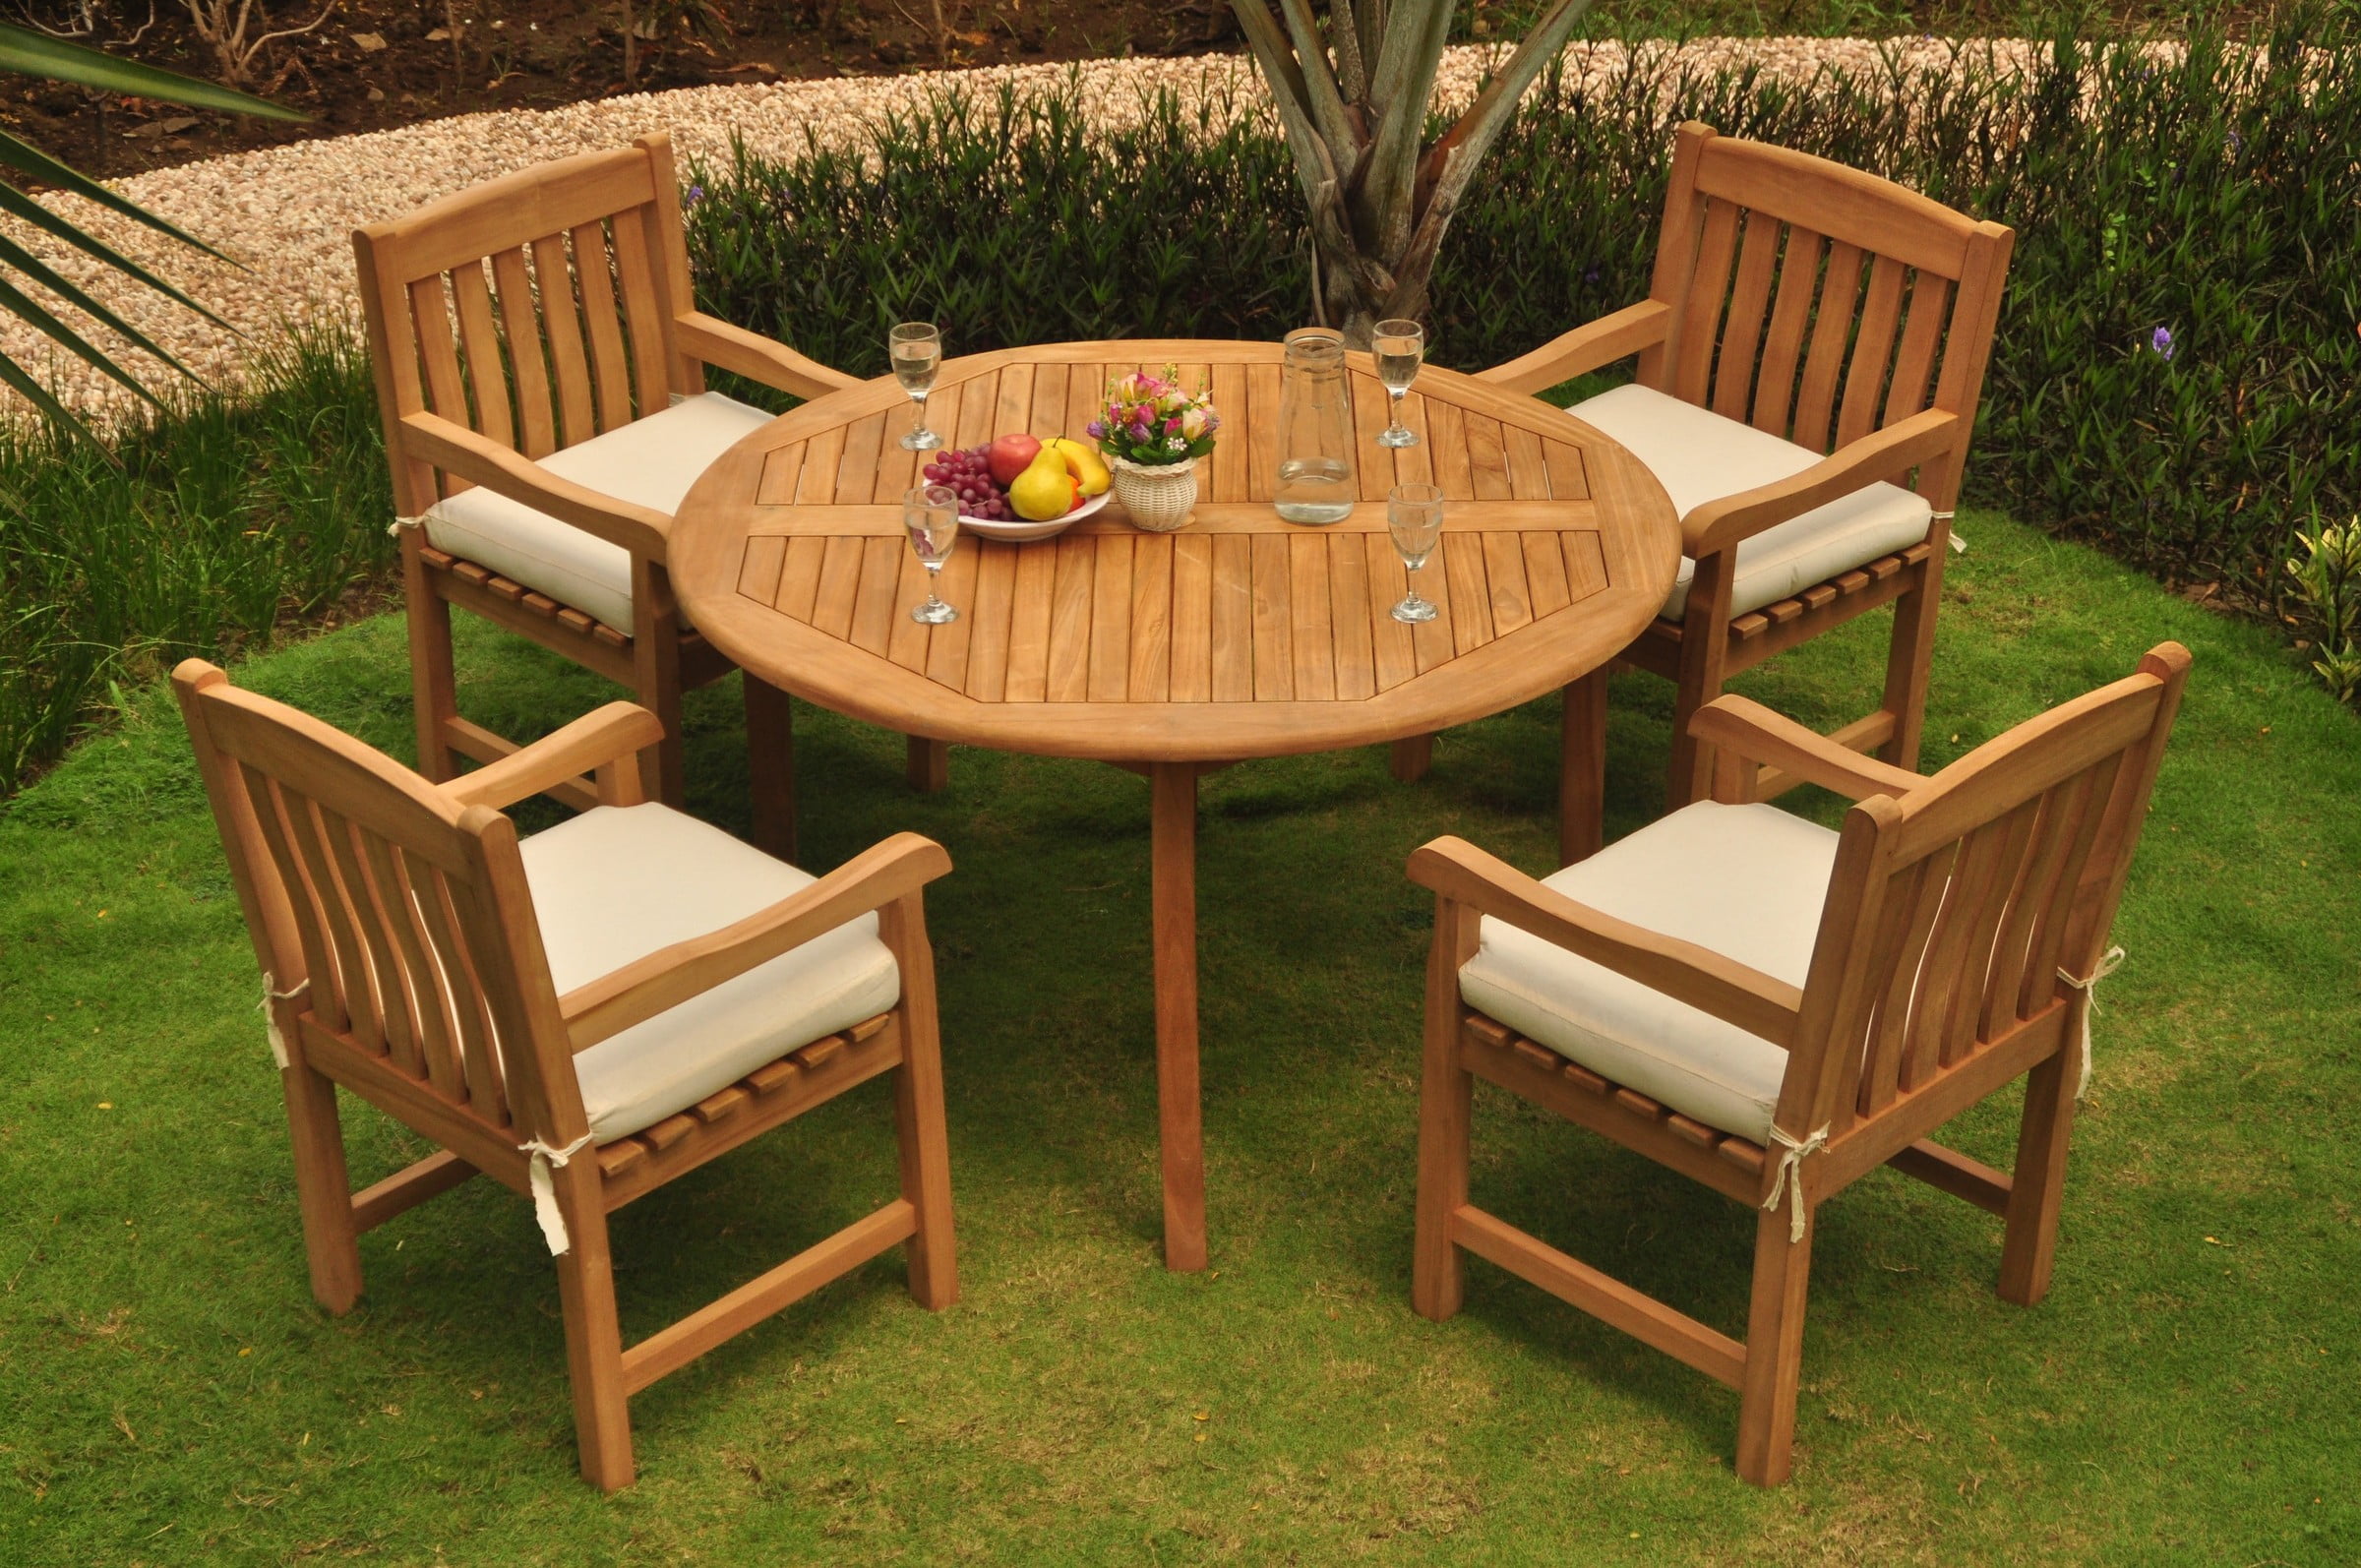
[2,509,2355,1565]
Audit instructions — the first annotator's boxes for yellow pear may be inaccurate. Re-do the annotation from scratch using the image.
[1044,437,1112,497]
[1008,449,1080,521]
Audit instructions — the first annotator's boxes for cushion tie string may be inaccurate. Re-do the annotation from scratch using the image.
[519,1133,596,1256]
[258,973,309,1070]
[2057,945,2126,1101]
[388,514,426,539]
[1762,1123,1830,1243]
[1932,510,1968,554]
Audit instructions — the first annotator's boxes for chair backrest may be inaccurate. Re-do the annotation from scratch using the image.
[351,134,702,518]
[1639,122,2016,508]
[1778,643,2191,1142]
[173,662,585,1150]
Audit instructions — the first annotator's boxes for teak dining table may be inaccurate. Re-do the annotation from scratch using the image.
[671,338,1678,1271]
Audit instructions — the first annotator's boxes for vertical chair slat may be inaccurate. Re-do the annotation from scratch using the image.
[1673,197,1743,406]
[2020,754,2125,1017]
[407,275,470,458]
[239,765,351,1036]
[1750,225,1822,439]
[1711,209,1783,423]
[1937,794,2042,1066]
[1835,254,1908,452]
[573,220,634,432]
[2000,768,2103,1022]
[608,205,672,417]
[491,247,557,459]
[1981,781,2076,1035]
[1790,240,1863,455]
[1900,814,2014,1092]
[1829,847,1928,1131]
[279,790,385,1055]
[1882,273,1951,429]
[409,853,509,1125]
[1859,840,1955,1117]
[449,261,515,452]
[532,232,596,449]
[361,829,458,1089]
[318,805,421,1077]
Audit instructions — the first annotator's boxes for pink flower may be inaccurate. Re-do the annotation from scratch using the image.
[1165,415,1182,435]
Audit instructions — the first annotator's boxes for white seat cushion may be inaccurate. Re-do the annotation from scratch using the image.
[423,392,772,633]
[1568,384,1934,621]
[1457,801,1840,1143]
[518,803,901,1143]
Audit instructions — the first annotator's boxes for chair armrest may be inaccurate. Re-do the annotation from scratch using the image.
[1475,301,1673,396]
[442,702,664,811]
[1689,694,1925,801]
[398,411,670,559]
[1683,407,1959,558]
[559,831,953,1051]
[1407,836,1802,1047]
[675,312,864,402]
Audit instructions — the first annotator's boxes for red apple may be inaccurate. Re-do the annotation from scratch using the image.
[987,433,1043,486]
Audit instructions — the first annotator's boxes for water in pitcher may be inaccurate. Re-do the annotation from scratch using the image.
[1275,456,1358,523]
[1273,326,1359,524]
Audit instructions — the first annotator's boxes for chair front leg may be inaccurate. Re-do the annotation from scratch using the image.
[404,536,460,783]
[1735,1197,1815,1486]
[1878,519,1951,773]
[281,1054,363,1314]
[881,892,958,1310]
[633,559,690,809]
[1998,1038,2080,1307]
[552,1160,636,1492]
[1666,550,1736,811]
[1412,898,1482,1322]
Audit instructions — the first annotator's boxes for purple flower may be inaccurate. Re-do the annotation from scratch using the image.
[687,184,704,205]
[1129,420,1152,443]
[1086,419,1107,439]
[2149,326,2176,361]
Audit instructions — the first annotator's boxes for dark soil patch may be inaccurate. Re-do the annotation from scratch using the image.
[12,0,1244,181]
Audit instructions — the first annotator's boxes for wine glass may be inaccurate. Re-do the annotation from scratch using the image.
[890,322,942,452]
[904,483,960,624]
[1387,483,1444,624]
[1373,318,1423,450]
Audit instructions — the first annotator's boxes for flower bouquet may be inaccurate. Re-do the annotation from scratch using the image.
[1089,369,1220,532]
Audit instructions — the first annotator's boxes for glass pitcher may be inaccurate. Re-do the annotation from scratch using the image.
[1274,327,1358,524]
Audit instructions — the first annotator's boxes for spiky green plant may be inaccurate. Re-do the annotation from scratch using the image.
[1226,0,1595,343]
[0,24,299,434]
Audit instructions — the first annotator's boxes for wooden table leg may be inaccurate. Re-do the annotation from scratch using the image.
[1149,761,1208,1272]
[1559,668,1608,868]
[907,736,949,793]
[744,675,795,864]
[1390,734,1434,781]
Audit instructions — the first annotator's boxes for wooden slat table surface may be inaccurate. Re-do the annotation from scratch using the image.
[672,337,1678,1271]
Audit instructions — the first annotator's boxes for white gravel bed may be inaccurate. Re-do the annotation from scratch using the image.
[8,36,2083,427]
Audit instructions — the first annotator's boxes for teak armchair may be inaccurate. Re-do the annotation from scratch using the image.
[173,659,958,1491]
[353,132,944,833]
[1479,122,2017,863]
[1407,642,2189,1484]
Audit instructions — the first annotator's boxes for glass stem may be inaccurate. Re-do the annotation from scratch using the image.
[1389,389,1405,433]
[912,394,929,441]
[926,560,943,608]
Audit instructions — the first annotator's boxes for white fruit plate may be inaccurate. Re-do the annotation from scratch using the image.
[958,487,1111,543]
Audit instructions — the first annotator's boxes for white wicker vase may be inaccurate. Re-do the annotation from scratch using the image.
[1110,454,1200,533]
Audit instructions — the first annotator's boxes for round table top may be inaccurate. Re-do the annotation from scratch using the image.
[671,337,1677,764]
